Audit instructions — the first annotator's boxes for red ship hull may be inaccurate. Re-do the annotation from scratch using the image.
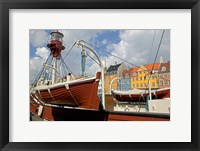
[31,72,101,110]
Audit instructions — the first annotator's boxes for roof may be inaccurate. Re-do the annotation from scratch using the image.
[128,66,140,72]
[144,63,160,70]
[127,63,160,77]
[106,63,122,73]
[122,69,130,76]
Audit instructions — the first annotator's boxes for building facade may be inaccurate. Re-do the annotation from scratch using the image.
[130,63,160,90]
[104,62,126,93]
[158,61,170,88]
[120,69,131,91]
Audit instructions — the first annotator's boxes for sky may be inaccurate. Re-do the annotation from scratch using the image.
[29,29,170,83]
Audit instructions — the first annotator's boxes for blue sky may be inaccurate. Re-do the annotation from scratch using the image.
[30,30,121,58]
[29,29,170,82]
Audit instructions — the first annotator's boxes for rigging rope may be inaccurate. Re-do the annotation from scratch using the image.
[86,52,100,66]
[60,56,74,75]
[59,42,76,66]
[86,42,139,68]
[151,30,165,71]
[144,30,165,92]
[31,53,52,87]
[137,30,165,111]
[147,30,156,65]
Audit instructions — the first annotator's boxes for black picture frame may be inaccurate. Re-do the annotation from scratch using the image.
[0,0,199,150]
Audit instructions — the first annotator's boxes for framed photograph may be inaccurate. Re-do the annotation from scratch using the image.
[0,0,199,150]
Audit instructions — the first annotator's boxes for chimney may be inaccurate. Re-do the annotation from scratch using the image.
[160,56,164,63]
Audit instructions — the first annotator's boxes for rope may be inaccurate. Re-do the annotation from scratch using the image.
[67,89,80,107]
[60,56,74,75]
[59,42,76,66]
[86,42,139,67]
[137,30,165,112]
[31,54,52,87]
[48,89,56,102]
[151,30,165,71]
[147,30,156,65]
[87,52,100,66]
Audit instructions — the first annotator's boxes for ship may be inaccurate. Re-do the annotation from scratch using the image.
[30,30,170,121]
[111,88,170,102]
[30,30,104,111]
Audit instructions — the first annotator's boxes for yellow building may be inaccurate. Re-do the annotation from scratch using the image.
[130,63,160,90]
[104,63,126,94]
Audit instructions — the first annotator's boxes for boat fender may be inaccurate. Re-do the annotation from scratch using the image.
[38,105,43,117]
[65,83,69,89]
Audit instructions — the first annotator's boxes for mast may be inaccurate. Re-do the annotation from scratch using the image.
[148,75,152,100]
[81,47,87,77]
[52,58,57,84]
[47,30,65,84]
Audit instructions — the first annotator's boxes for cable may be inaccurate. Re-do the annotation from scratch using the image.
[60,56,74,75]
[86,52,100,66]
[31,54,51,87]
[137,30,165,111]
[86,42,139,68]
[151,30,165,71]
[59,42,76,65]
[147,30,156,64]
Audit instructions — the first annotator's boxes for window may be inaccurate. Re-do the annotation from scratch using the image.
[161,66,166,72]
[140,83,143,87]
[144,83,147,87]
[136,77,138,81]
[136,84,139,87]
[152,82,155,87]
[160,81,163,85]
[140,77,142,81]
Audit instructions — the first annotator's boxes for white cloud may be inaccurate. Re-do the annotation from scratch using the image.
[104,30,170,68]
[102,39,107,45]
[35,47,49,60]
[30,56,45,83]
[58,30,103,76]
[29,29,170,83]
[30,30,48,47]
[30,30,103,82]
[30,47,50,83]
